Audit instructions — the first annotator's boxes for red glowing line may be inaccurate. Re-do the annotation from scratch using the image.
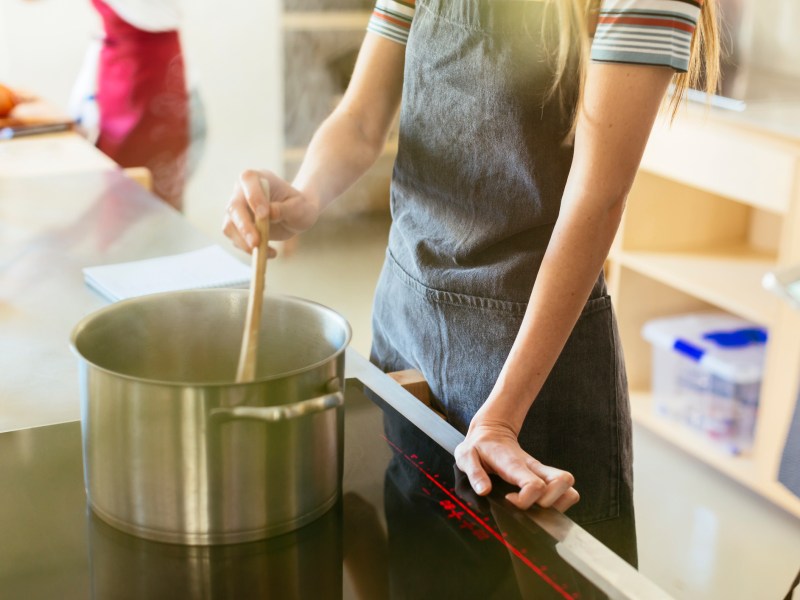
[382,436,574,600]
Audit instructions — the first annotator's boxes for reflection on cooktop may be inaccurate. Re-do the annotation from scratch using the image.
[377,384,601,600]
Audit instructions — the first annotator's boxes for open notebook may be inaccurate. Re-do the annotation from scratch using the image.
[83,245,251,302]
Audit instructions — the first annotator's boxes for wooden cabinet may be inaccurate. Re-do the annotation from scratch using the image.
[280,2,396,218]
[607,104,800,518]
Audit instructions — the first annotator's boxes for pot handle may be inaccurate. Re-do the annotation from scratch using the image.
[210,391,344,424]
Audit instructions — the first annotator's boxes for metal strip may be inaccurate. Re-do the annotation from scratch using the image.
[345,347,675,599]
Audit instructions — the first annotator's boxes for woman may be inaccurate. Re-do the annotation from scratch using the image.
[92,0,189,210]
[223,0,719,565]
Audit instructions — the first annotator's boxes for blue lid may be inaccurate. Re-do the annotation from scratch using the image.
[702,328,768,348]
[642,313,768,383]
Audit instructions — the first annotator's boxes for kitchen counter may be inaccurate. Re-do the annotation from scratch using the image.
[0,131,116,177]
[0,361,674,600]
[0,169,218,433]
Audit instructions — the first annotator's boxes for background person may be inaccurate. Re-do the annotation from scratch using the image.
[82,0,189,210]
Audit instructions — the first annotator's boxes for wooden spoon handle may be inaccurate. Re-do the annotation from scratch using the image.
[236,184,271,383]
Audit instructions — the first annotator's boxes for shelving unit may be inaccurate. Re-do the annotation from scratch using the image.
[283,11,371,31]
[607,104,800,518]
[281,1,396,219]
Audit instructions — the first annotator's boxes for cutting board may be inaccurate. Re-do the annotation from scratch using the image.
[0,96,74,138]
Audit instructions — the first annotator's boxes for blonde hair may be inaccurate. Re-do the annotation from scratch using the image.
[544,0,721,128]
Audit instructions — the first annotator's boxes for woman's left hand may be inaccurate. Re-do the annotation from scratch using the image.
[454,418,580,512]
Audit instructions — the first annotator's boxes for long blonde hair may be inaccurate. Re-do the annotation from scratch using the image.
[545,0,721,127]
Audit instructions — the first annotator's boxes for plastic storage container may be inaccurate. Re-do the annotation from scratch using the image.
[642,312,768,454]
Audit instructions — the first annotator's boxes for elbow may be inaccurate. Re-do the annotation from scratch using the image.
[569,191,627,235]
[330,102,390,165]
[597,194,627,237]
[608,193,627,221]
[571,189,628,223]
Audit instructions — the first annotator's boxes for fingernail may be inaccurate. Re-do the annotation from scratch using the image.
[256,206,268,219]
[246,234,256,247]
[474,482,485,494]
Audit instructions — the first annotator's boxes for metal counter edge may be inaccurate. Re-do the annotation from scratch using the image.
[344,347,675,600]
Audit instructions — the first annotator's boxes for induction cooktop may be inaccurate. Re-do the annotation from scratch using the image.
[0,378,656,599]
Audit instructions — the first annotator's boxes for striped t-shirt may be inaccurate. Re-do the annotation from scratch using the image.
[367,0,701,73]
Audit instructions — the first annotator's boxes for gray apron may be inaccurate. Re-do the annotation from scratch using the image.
[370,0,637,565]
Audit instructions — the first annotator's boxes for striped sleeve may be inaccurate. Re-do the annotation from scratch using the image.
[367,0,415,45]
[590,0,702,73]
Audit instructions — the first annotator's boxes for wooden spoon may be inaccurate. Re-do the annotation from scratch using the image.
[235,179,271,383]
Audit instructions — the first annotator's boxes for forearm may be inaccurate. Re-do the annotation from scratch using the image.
[292,32,404,212]
[480,194,625,433]
[475,63,672,434]
[292,106,391,211]
[222,33,403,253]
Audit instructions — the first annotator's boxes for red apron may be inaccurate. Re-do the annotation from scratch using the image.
[93,0,189,210]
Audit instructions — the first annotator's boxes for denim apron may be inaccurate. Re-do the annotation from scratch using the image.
[370,0,637,565]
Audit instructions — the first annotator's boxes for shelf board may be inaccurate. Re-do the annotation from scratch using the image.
[282,11,371,31]
[284,139,398,163]
[613,247,780,325]
[631,390,800,518]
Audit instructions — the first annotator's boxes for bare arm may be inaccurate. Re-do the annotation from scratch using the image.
[223,32,405,252]
[293,32,405,212]
[455,62,674,510]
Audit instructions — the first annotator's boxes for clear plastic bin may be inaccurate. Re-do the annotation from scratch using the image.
[642,312,767,455]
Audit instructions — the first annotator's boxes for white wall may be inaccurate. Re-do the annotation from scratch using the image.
[180,0,283,241]
[0,0,283,241]
[751,0,800,79]
[0,0,99,103]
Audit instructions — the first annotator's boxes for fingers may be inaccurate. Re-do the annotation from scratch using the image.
[223,170,273,253]
[498,457,579,511]
[223,168,318,254]
[526,460,577,510]
[223,208,255,253]
[504,477,546,510]
[454,444,493,497]
[498,462,578,511]
[455,430,580,513]
[491,457,548,510]
[239,169,271,221]
[552,487,580,513]
[223,185,256,254]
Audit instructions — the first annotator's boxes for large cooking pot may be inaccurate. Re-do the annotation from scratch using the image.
[70,289,351,545]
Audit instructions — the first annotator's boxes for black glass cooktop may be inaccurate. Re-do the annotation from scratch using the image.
[0,380,611,599]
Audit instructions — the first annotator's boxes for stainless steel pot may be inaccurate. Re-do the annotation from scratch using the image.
[70,290,351,545]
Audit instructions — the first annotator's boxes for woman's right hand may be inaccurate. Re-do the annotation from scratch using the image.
[222,169,321,255]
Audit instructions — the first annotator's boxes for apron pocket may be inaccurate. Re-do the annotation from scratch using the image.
[518,294,628,525]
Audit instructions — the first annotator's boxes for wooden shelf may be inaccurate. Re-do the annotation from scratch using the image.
[284,139,398,163]
[631,390,800,518]
[609,107,800,522]
[641,114,798,215]
[613,246,780,326]
[282,11,371,30]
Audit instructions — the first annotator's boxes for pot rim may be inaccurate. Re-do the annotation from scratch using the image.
[69,289,352,388]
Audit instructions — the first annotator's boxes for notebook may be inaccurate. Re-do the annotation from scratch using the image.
[83,245,251,302]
